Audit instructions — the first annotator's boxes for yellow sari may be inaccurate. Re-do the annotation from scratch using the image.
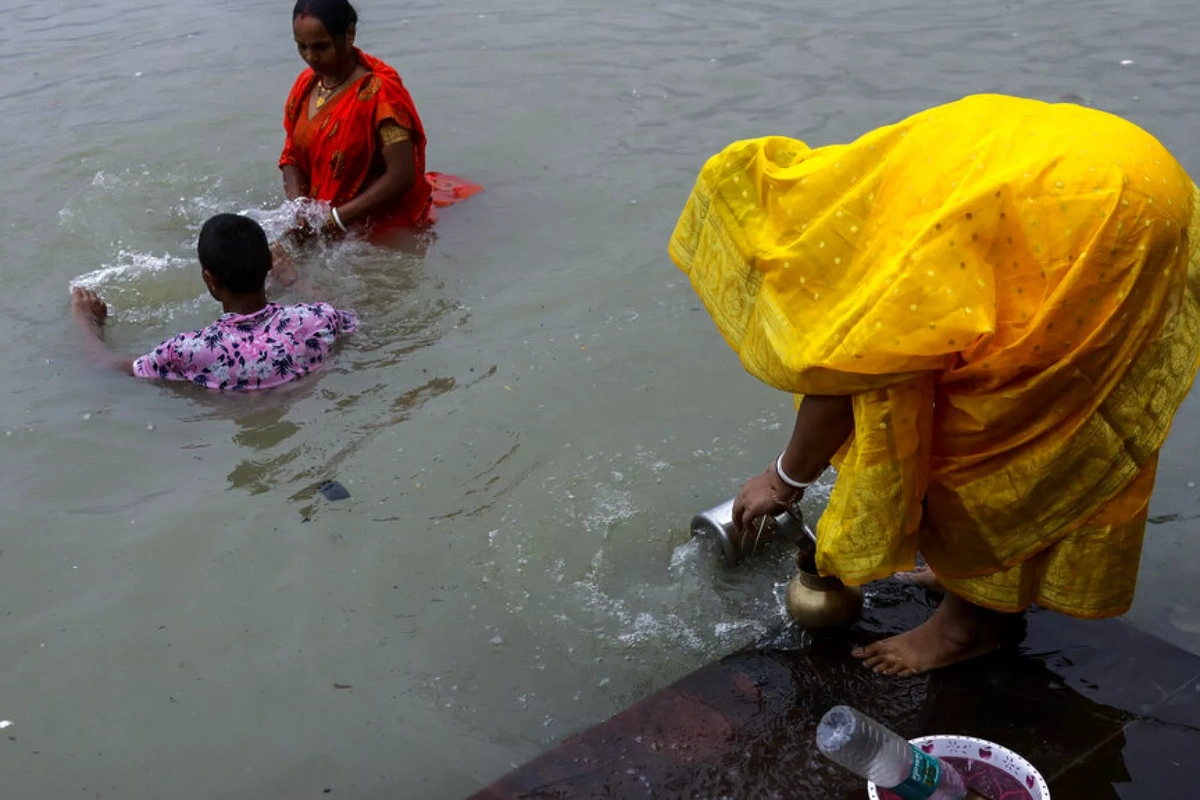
[670,94,1200,618]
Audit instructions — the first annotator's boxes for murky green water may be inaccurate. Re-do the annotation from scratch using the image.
[2,0,1199,797]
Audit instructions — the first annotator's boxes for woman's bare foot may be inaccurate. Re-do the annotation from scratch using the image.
[852,592,1000,676]
[895,565,944,595]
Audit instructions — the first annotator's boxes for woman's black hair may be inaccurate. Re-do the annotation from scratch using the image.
[198,214,272,295]
[293,0,358,38]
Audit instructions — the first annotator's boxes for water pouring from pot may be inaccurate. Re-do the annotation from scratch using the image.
[691,499,863,631]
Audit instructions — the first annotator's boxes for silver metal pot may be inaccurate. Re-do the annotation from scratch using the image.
[690,497,816,565]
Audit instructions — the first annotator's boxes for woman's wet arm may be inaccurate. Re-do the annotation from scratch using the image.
[779,395,855,484]
[282,164,308,201]
[335,140,415,225]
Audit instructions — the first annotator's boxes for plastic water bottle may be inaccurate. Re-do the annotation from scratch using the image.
[817,706,967,799]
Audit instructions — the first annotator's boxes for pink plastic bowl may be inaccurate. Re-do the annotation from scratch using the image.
[866,734,1050,800]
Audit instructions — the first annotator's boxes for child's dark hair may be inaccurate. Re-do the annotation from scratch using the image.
[197,214,271,295]
[293,0,358,37]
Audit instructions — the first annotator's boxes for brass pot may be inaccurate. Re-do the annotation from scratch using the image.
[785,555,863,631]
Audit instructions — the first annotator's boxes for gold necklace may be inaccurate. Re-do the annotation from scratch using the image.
[314,62,357,110]
[315,81,336,109]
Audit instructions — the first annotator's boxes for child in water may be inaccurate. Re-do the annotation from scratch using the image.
[71,213,356,391]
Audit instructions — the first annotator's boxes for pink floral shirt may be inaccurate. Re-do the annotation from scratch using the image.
[133,302,357,391]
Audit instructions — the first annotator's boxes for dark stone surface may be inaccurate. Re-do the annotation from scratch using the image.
[469,583,1200,799]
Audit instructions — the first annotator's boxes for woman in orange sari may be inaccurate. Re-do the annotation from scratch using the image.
[280,0,480,239]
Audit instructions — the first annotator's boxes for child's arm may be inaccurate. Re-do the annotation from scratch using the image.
[71,288,136,375]
[269,241,299,288]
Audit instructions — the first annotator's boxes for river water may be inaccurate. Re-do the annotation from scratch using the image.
[3,0,1199,797]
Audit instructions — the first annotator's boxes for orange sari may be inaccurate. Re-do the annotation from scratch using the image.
[279,49,480,231]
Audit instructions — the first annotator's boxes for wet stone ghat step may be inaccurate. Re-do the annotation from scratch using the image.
[470,583,1200,800]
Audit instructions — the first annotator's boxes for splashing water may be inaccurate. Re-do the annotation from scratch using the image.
[241,198,333,242]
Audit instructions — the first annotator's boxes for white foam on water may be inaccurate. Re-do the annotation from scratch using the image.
[71,250,188,290]
[568,539,789,658]
[714,617,771,641]
[580,486,637,539]
[569,578,707,652]
[90,170,118,189]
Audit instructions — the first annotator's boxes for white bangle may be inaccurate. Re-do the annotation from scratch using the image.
[775,453,817,489]
[331,207,347,232]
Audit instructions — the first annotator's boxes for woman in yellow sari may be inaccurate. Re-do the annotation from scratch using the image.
[670,94,1200,675]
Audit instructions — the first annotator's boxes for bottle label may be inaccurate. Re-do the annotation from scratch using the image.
[885,745,943,800]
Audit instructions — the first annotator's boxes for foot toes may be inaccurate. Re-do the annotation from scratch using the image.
[872,658,903,676]
[862,652,892,669]
[853,642,886,659]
